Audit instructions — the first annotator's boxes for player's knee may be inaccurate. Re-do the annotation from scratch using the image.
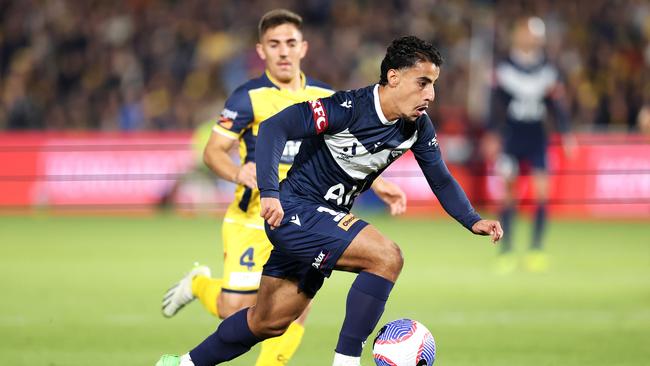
[384,241,404,274]
[372,238,403,276]
[255,316,292,338]
[217,307,232,319]
[217,294,255,319]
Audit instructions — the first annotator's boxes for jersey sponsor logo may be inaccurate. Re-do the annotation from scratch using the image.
[340,100,352,108]
[312,249,330,269]
[337,213,359,231]
[308,99,329,134]
[324,183,359,206]
[335,142,358,162]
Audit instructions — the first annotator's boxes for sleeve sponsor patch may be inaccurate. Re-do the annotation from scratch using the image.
[221,108,239,120]
[308,99,329,134]
[218,116,233,130]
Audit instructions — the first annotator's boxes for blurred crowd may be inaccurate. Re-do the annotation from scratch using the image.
[1,0,649,132]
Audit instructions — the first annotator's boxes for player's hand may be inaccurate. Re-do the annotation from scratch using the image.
[480,132,501,162]
[260,197,283,230]
[471,219,503,244]
[561,133,578,159]
[235,162,257,189]
[371,177,407,215]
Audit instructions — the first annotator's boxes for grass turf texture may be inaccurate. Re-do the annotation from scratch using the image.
[0,214,648,365]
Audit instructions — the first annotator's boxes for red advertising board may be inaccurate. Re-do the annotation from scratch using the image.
[1,132,648,218]
[0,132,197,209]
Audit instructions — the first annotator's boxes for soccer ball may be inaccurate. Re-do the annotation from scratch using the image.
[372,319,436,366]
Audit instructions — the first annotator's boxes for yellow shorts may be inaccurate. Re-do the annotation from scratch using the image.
[221,220,272,293]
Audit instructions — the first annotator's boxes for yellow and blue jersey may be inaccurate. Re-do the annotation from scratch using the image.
[212,70,333,227]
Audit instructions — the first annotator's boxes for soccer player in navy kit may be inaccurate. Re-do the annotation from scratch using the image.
[160,10,407,366]
[483,17,574,274]
[157,36,502,366]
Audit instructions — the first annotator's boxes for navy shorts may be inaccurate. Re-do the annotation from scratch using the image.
[503,126,548,170]
[262,199,368,297]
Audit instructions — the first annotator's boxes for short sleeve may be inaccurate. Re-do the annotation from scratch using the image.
[212,85,254,139]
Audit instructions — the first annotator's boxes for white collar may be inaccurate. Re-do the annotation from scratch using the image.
[373,84,399,125]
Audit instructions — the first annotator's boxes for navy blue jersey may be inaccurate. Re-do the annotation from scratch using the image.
[488,56,570,137]
[488,56,570,169]
[256,85,481,231]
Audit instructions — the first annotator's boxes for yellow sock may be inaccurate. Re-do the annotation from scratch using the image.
[190,275,222,317]
[255,322,305,366]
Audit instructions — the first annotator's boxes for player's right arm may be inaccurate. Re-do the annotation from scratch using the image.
[482,71,510,162]
[203,86,256,189]
[204,134,257,189]
[256,94,351,227]
[256,103,314,229]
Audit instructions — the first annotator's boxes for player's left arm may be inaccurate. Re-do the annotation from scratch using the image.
[371,176,407,216]
[545,73,577,157]
[412,116,502,242]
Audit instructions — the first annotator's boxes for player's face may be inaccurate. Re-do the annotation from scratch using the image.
[513,19,545,53]
[393,61,440,121]
[256,24,307,84]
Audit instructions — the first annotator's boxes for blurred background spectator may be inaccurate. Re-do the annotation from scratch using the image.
[1,0,648,136]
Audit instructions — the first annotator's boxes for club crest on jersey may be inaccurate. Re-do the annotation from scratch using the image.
[308,99,329,134]
[389,149,405,162]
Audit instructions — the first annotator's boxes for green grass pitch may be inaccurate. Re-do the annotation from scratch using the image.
[1,213,648,365]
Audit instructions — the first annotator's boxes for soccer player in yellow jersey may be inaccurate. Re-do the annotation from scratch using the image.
[161,9,406,366]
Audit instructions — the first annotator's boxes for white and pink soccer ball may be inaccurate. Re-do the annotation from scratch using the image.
[372,319,436,366]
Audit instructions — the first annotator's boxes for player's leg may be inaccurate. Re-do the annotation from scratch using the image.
[194,221,269,317]
[494,153,519,274]
[261,203,400,366]
[531,168,549,250]
[162,263,212,318]
[330,224,403,366]
[495,154,519,255]
[159,275,310,366]
[218,222,309,366]
[526,167,550,272]
[255,302,312,366]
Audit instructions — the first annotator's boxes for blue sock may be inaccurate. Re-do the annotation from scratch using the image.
[500,205,515,254]
[532,203,547,250]
[189,308,260,366]
[335,271,394,357]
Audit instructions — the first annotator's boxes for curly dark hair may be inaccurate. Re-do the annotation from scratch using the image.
[379,36,443,85]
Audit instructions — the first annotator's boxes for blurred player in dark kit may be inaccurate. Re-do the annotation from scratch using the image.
[483,17,575,274]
